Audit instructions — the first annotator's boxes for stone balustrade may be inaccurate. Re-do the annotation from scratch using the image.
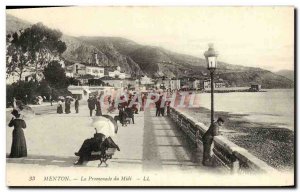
[169,107,279,174]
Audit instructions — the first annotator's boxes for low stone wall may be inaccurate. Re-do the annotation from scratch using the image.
[169,107,279,174]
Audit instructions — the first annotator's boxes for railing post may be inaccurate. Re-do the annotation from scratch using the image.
[231,157,240,174]
[194,130,202,163]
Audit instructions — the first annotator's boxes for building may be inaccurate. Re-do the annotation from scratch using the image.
[66,63,105,78]
[86,65,105,78]
[200,79,226,90]
[193,79,200,90]
[250,84,261,92]
[65,68,74,78]
[108,66,127,79]
[100,76,136,89]
[215,80,226,88]
[65,51,130,80]
[170,79,181,90]
[154,76,171,90]
[180,77,195,90]
[140,75,154,85]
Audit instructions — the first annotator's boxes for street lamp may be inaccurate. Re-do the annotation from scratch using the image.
[204,43,218,125]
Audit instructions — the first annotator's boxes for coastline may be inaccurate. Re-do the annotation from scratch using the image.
[180,107,294,171]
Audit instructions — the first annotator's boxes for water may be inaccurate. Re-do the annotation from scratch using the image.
[193,89,294,131]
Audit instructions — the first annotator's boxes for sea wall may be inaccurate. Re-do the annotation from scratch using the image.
[168,107,279,174]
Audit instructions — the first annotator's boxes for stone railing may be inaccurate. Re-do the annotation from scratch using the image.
[169,107,279,174]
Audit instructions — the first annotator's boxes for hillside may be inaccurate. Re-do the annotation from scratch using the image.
[6,14,31,34]
[275,70,294,81]
[6,14,294,88]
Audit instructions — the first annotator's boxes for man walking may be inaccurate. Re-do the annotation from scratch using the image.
[75,97,79,113]
[202,117,224,166]
[87,95,96,117]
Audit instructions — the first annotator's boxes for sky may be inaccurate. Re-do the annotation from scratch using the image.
[6,6,294,72]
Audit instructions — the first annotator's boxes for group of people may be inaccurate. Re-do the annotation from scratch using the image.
[57,97,79,114]
[155,95,171,117]
[87,95,102,117]
[8,90,225,168]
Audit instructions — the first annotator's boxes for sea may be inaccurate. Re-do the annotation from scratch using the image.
[192,89,294,131]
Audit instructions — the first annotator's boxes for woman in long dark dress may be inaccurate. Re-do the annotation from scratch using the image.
[57,100,63,114]
[65,98,71,114]
[8,110,27,158]
[95,97,102,116]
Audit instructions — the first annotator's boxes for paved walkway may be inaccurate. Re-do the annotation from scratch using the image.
[6,104,226,186]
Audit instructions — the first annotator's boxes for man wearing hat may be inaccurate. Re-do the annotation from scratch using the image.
[87,95,96,117]
[202,117,224,166]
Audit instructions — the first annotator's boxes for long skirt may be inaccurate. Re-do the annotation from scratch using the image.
[10,128,27,158]
[65,104,71,114]
[57,105,63,114]
[96,109,102,116]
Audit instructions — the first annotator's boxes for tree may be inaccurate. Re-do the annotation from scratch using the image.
[67,77,81,86]
[9,23,67,82]
[6,32,32,81]
[43,61,67,88]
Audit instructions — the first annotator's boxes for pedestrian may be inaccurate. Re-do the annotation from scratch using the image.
[74,117,120,165]
[8,109,27,158]
[160,96,166,116]
[49,95,53,106]
[202,117,224,166]
[24,95,28,105]
[95,96,102,116]
[141,94,147,111]
[107,99,116,113]
[57,100,63,114]
[118,107,128,126]
[87,95,96,117]
[65,98,71,114]
[108,95,112,105]
[75,97,79,113]
[166,101,171,116]
[125,106,135,124]
[156,96,162,116]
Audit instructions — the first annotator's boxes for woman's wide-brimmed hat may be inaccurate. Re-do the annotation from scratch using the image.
[11,109,20,118]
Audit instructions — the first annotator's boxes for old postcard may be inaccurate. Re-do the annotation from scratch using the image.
[5,6,294,187]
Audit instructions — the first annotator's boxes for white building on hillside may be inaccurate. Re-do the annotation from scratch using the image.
[86,65,105,78]
[108,66,127,79]
[66,63,105,78]
[140,75,154,85]
[170,79,181,90]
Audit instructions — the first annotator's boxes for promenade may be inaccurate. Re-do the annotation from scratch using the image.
[6,102,227,186]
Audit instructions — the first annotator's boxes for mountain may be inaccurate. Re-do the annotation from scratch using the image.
[275,70,294,81]
[6,14,294,89]
[6,14,31,34]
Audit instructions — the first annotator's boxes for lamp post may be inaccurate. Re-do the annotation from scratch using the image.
[204,44,218,125]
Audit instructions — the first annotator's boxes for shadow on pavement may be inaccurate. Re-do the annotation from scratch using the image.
[6,154,77,168]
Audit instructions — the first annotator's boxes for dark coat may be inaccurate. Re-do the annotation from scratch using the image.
[202,122,220,143]
[65,99,71,114]
[124,108,134,118]
[57,105,63,114]
[95,100,102,116]
[8,118,27,158]
[87,98,96,110]
[76,133,119,161]
[75,99,79,107]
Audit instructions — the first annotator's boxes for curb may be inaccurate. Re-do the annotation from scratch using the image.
[6,103,54,112]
